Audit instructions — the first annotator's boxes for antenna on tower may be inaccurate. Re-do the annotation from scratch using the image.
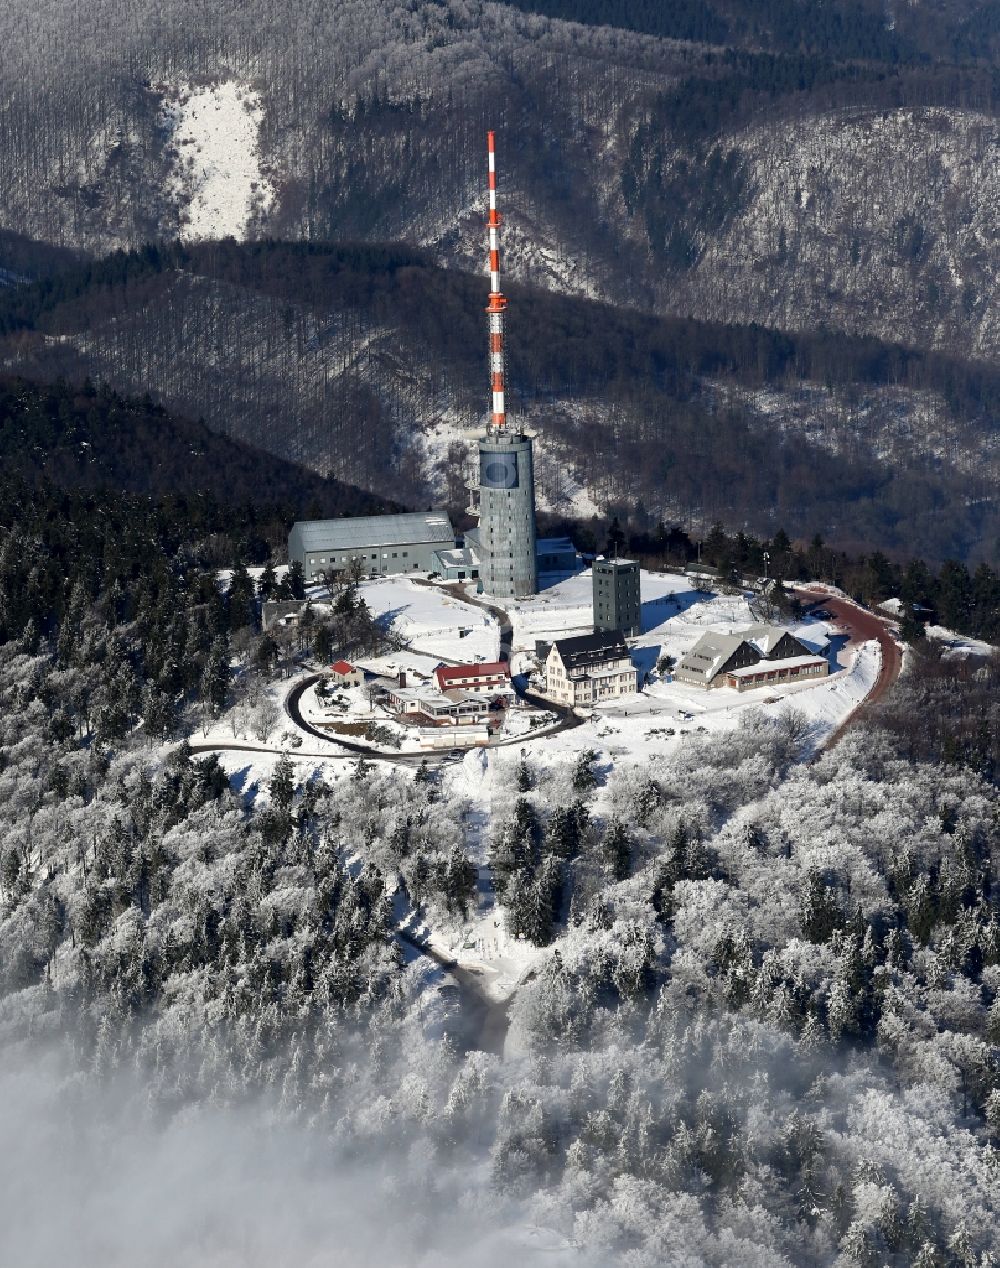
[486,130,507,432]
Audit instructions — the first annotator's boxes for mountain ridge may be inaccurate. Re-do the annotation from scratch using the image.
[3,238,998,561]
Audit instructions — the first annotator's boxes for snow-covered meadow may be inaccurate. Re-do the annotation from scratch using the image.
[356,575,500,665]
[159,80,275,241]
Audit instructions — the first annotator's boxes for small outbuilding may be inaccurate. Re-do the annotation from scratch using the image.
[328,660,365,687]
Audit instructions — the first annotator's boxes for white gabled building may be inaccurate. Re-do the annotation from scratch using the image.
[434,662,511,695]
[543,632,638,710]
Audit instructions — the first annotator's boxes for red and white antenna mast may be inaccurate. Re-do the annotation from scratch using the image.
[486,130,508,431]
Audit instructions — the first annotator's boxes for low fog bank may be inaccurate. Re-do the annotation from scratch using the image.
[0,1047,575,1268]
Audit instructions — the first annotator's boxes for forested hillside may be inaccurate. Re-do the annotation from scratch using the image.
[4,0,1000,365]
[0,375,400,522]
[0,465,999,1261]
[5,0,1000,563]
[4,240,998,561]
[500,0,1000,62]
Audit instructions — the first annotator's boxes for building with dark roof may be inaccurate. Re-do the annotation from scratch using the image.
[543,631,637,709]
[673,624,828,690]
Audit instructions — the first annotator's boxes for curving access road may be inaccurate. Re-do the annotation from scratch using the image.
[794,586,904,745]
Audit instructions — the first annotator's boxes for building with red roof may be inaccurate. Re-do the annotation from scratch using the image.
[328,660,365,686]
[433,662,511,695]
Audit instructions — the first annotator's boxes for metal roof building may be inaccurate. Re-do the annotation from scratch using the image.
[289,512,456,583]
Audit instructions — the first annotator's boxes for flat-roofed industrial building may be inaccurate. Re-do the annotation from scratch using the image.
[289,512,456,584]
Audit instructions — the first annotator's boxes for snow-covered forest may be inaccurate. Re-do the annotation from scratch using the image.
[4,0,1000,1258]
[0,461,997,1264]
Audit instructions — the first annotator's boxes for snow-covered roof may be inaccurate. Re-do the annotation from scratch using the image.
[291,512,455,552]
[679,625,815,682]
[434,547,478,568]
[677,632,750,680]
[741,624,798,656]
[727,654,827,679]
[388,686,485,709]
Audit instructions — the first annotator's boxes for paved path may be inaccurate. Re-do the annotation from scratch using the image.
[189,677,455,768]
[794,586,904,746]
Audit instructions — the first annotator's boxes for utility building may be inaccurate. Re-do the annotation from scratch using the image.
[467,131,538,600]
[288,512,456,584]
[593,557,641,637]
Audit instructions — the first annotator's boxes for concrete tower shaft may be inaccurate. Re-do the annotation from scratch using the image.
[478,429,537,598]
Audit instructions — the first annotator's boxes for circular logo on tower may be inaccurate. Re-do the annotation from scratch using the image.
[481,452,519,489]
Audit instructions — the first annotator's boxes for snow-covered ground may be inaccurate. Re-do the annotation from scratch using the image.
[509,567,827,664]
[159,80,274,241]
[410,409,602,519]
[216,564,289,590]
[505,566,868,764]
[430,750,549,1002]
[358,576,500,662]
[880,598,994,659]
[926,625,995,659]
[513,640,881,767]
